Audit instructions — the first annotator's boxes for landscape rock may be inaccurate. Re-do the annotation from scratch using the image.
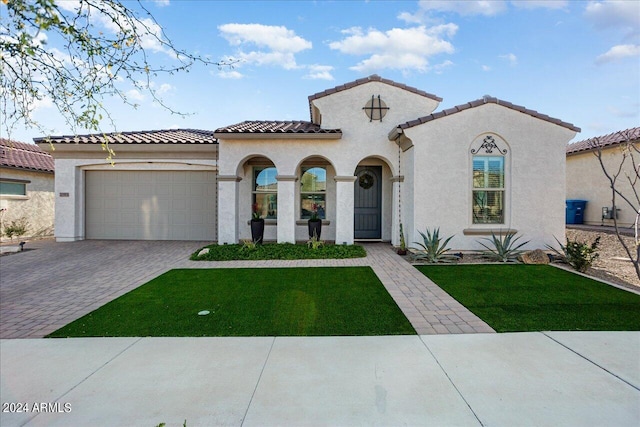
[197,248,210,258]
[520,249,550,265]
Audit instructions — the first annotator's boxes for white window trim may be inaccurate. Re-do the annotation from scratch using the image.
[468,135,510,229]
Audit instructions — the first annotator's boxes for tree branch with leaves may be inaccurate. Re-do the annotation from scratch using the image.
[1,0,236,159]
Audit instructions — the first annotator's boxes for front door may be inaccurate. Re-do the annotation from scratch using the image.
[354,166,382,239]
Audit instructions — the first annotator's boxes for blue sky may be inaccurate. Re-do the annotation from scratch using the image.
[6,0,640,144]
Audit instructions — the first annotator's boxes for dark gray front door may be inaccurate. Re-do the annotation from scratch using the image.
[354,166,382,239]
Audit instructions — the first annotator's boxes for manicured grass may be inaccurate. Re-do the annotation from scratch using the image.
[191,243,366,261]
[416,265,640,332]
[47,267,415,337]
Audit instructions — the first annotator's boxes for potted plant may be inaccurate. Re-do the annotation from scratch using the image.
[250,203,264,244]
[308,203,322,240]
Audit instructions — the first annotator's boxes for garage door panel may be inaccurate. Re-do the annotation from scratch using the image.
[86,170,216,241]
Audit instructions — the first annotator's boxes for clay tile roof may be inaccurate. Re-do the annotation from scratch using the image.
[397,96,581,133]
[214,120,341,135]
[0,138,54,173]
[308,74,443,103]
[32,129,217,144]
[566,127,640,155]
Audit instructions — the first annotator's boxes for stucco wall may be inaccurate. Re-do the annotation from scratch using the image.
[0,168,55,239]
[566,143,639,227]
[404,103,576,251]
[217,81,434,244]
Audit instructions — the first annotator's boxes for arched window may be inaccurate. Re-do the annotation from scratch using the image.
[300,166,326,219]
[471,135,507,224]
[253,167,277,219]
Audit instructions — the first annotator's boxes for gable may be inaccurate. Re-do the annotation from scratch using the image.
[308,75,441,129]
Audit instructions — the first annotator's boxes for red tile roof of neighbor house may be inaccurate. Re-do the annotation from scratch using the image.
[33,129,217,144]
[308,74,443,103]
[396,95,581,133]
[214,120,342,135]
[566,127,640,155]
[0,138,55,173]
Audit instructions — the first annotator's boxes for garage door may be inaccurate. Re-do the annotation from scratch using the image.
[85,170,217,241]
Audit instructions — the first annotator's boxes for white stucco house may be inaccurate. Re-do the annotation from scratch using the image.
[36,75,579,250]
[566,127,639,228]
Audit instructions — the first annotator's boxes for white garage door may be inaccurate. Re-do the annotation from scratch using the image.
[85,170,217,241]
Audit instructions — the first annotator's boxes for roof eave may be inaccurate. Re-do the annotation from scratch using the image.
[214,132,342,140]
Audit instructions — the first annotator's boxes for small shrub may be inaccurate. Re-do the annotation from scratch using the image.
[4,217,29,239]
[241,239,258,251]
[413,227,459,263]
[478,230,529,263]
[306,235,325,250]
[547,236,600,273]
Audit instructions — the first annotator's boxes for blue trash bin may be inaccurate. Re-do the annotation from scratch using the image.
[566,200,587,224]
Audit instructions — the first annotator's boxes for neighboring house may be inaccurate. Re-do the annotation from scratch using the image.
[0,138,55,239]
[36,75,579,249]
[566,127,640,228]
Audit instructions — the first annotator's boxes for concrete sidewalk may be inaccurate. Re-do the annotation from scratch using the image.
[1,332,638,427]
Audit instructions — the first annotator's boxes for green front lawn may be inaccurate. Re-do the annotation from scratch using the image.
[416,264,640,332]
[191,243,366,261]
[48,267,415,337]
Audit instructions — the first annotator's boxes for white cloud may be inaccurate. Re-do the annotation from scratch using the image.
[304,65,334,80]
[596,44,640,64]
[155,83,173,95]
[218,23,312,70]
[500,53,518,66]
[154,0,170,7]
[217,70,244,79]
[329,25,457,73]
[584,1,640,32]
[126,89,145,102]
[482,65,492,72]
[511,1,568,10]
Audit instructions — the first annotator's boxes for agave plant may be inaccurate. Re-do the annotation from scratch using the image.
[413,227,459,263]
[478,230,529,262]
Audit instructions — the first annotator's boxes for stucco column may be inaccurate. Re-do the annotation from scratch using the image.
[391,175,404,246]
[217,175,241,244]
[54,160,82,241]
[334,175,357,245]
[276,175,297,243]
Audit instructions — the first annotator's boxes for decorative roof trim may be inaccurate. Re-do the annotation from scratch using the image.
[397,96,581,133]
[566,127,640,155]
[214,120,342,140]
[308,74,442,103]
[33,129,217,144]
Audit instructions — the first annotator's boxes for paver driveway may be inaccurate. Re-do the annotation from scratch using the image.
[0,240,209,338]
[0,240,493,338]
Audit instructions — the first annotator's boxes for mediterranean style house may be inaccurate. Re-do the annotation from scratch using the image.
[1,138,55,240]
[566,127,639,228]
[36,75,579,250]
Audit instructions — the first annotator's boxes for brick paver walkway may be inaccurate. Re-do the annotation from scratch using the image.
[0,240,493,338]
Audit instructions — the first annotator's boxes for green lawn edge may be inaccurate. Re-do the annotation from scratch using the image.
[190,243,367,261]
[48,266,415,338]
[416,264,640,332]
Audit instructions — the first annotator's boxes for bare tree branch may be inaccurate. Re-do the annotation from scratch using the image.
[591,133,640,280]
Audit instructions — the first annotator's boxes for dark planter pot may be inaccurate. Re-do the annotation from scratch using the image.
[308,219,322,239]
[396,248,407,256]
[251,219,264,244]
